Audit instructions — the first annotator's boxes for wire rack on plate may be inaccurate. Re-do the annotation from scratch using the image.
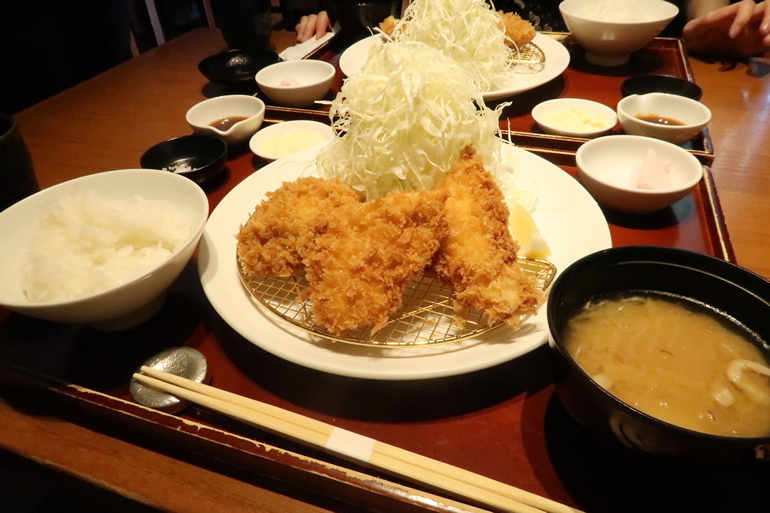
[237,256,556,347]
[514,42,546,70]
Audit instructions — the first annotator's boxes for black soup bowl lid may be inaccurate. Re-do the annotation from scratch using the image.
[621,74,704,101]
[547,245,770,464]
[198,49,279,86]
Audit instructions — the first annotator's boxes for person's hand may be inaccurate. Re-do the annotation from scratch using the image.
[683,0,770,57]
[295,11,331,43]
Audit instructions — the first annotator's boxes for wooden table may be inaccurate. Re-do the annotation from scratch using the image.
[3,28,770,513]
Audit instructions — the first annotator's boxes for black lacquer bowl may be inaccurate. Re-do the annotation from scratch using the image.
[621,74,704,101]
[547,245,770,464]
[141,135,227,184]
[198,49,279,86]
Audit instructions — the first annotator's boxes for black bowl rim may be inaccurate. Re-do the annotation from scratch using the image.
[198,49,279,84]
[139,134,227,171]
[621,74,704,101]
[547,245,770,442]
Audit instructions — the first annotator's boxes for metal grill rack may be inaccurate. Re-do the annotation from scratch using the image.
[238,256,556,347]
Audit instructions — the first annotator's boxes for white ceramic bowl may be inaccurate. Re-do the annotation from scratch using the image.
[249,120,334,161]
[532,98,617,138]
[186,95,265,146]
[560,0,679,67]
[576,135,703,213]
[255,60,335,108]
[0,170,209,330]
[617,93,711,144]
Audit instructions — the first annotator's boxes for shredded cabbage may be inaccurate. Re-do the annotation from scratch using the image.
[316,41,506,200]
[385,0,516,92]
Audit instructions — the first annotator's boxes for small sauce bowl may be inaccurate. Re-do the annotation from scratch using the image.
[617,93,711,145]
[186,95,265,146]
[532,98,617,138]
[249,120,334,161]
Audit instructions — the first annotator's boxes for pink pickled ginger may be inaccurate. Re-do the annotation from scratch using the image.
[629,148,672,190]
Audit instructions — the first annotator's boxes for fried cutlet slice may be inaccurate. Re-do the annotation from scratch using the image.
[498,11,537,49]
[236,177,362,277]
[379,15,399,37]
[303,189,447,336]
[433,146,543,329]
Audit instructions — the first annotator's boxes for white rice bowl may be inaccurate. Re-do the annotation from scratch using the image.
[0,170,209,330]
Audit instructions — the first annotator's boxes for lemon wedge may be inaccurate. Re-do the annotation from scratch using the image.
[507,200,551,260]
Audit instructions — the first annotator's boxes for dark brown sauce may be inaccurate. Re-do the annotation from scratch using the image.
[636,113,685,126]
[210,116,249,131]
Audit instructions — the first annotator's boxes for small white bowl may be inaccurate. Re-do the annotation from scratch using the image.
[249,120,334,161]
[186,95,265,146]
[560,0,678,67]
[0,170,209,330]
[576,135,703,214]
[255,60,335,108]
[532,98,617,138]
[617,93,711,144]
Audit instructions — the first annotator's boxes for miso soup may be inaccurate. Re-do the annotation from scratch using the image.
[564,294,770,437]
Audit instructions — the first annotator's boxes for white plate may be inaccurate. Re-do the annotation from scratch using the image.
[338,33,571,102]
[532,98,617,138]
[249,120,334,161]
[198,144,611,380]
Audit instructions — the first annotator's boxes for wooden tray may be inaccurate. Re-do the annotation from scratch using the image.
[0,130,755,513]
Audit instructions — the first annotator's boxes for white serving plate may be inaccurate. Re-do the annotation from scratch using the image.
[199,144,611,380]
[339,33,570,102]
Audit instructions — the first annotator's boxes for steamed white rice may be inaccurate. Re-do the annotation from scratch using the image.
[22,190,191,302]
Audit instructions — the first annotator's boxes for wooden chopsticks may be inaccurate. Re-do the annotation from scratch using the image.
[133,366,582,513]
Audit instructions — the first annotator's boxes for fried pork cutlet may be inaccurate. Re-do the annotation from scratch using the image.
[498,11,537,48]
[304,189,447,336]
[379,15,398,37]
[433,146,543,329]
[236,177,362,277]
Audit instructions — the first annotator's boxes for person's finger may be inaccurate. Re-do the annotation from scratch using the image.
[729,0,755,39]
[759,2,770,36]
[297,14,318,42]
[314,11,330,39]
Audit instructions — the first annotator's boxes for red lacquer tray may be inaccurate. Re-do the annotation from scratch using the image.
[1,36,761,513]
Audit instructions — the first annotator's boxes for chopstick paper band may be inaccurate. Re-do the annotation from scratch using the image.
[325,427,376,462]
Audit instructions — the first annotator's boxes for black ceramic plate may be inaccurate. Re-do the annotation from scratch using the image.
[198,49,279,86]
[621,74,704,101]
[141,135,227,184]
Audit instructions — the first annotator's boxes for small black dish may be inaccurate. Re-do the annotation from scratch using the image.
[198,49,279,86]
[621,74,704,101]
[548,246,770,464]
[141,135,227,184]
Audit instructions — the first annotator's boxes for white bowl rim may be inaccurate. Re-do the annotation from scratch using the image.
[532,98,618,136]
[0,169,209,308]
[617,93,712,129]
[576,135,704,194]
[249,120,333,161]
[255,60,336,88]
[185,95,266,135]
[559,0,679,24]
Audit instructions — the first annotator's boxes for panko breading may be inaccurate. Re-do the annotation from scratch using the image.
[236,177,362,277]
[433,146,544,329]
[379,15,399,37]
[498,11,537,48]
[304,189,447,336]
